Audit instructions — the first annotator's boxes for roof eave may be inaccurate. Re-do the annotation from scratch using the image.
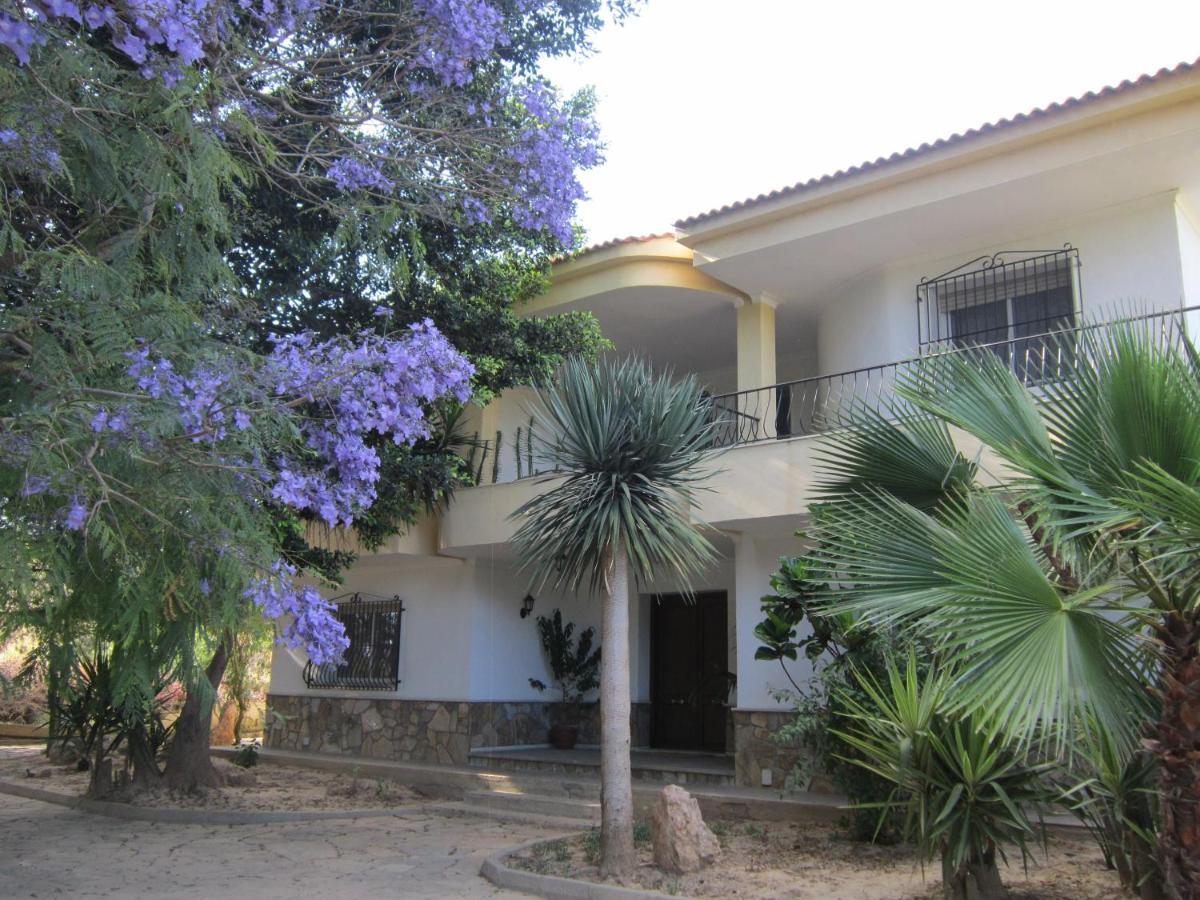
[675,59,1200,244]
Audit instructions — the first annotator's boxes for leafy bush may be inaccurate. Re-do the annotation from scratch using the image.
[582,828,601,867]
[1060,720,1161,899]
[231,744,260,769]
[835,655,1055,900]
[754,544,902,841]
[528,609,601,713]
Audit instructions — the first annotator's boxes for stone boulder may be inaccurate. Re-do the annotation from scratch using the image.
[650,784,720,873]
[213,759,257,787]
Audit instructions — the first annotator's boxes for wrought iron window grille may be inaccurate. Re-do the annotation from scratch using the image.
[917,245,1082,353]
[302,592,404,691]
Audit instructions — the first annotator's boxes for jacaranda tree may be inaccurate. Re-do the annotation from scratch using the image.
[510,356,718,878]
[811,317,1200,898]
[0,0,627,790]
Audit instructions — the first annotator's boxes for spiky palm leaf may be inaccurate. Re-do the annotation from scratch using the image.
[832,654,1054,879]
[510,356,719,595]
[817,487,1153,748]
[813,399,977,514]
[813,317,1200,751]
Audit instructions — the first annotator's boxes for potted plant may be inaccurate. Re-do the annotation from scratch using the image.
[528,609,601,750]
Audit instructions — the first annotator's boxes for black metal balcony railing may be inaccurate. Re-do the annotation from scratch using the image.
[303,593,404,691]
[706,306,1197,448]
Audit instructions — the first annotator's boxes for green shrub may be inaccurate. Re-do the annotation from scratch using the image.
[834,654,1054,900]
[527,609,601,722]
[582,828,601,867]
[231,744,259,768]
[633,820,652,845]
[755,542,904,842]
[1060,720,1161,898]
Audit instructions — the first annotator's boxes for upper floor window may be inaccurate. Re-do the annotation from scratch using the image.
[917,246,1081,381]
[302,593,405,691]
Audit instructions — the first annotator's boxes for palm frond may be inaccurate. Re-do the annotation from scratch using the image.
[813,398,977,514]
[817,489,1152,749]
[510,356,719,596]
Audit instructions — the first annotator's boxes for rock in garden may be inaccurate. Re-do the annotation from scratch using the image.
[213,760,257,787]
[650,784,720,873]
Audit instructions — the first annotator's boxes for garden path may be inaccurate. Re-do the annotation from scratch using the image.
[0,791,546,898]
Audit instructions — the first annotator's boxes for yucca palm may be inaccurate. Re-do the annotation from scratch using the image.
[834,654,1054,900]
[510,356,718,878]
[811,315,1200,897]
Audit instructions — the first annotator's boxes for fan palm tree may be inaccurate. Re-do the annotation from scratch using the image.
[809,314,1200,898]
[510,356,718,878]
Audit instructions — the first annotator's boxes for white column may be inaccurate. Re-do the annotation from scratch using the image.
[735,295,779,440]
[736,294,778,392]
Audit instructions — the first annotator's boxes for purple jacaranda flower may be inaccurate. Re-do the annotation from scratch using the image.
[21,474,49,496]
[0,14,46,66]
[64,497,88,530]
[326,157,395,194]
[245,560,349,666]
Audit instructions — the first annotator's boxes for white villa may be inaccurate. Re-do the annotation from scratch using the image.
[266,59,1200,789]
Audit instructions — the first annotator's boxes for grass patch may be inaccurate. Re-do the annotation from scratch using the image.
[633,820,652,845]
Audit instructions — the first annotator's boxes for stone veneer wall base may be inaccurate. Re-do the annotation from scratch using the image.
[266,695,652,765]
[732,708,810,789]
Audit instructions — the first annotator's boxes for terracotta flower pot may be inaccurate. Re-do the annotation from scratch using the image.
[548,723,578,750]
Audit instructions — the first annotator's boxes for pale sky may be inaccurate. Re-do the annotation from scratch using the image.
[541,0,1200,244]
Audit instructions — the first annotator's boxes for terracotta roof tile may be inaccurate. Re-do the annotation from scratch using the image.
[675,58,1200,230]
[554,232,677,263]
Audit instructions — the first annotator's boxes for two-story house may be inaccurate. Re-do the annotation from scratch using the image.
[265,59,1200,789]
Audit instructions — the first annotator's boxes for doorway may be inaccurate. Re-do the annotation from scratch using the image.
[649,591,730,752]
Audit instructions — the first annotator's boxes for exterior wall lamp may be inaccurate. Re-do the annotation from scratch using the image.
[520,594,536,618]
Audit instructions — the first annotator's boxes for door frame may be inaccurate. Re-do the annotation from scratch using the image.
[648,590,729,752]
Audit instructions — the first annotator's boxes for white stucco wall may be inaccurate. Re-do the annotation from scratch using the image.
[270,549,741,709]
[269,554,478,701]
[466,558,603,703]
[731,530,812,712]
[1175,194,1200,340]
[816,192,1189,374]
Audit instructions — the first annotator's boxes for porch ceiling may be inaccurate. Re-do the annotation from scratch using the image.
[580,284,739,373]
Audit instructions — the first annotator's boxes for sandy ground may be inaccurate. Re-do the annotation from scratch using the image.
[0,742,436,811]
[509,820,1127,899]
[0,791,553,899]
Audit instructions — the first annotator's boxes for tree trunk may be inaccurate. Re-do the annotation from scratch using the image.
[1157,611,1200,898]
[126,722,162,790]
[599,544,636,880]
[942,844,1006,900]
[162,639,230,792]
[232,702,244,746]
[86,740,112,799]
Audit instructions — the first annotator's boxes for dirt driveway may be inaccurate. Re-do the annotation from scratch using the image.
[0,792,553,898]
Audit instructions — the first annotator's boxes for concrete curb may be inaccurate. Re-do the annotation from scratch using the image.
[0,723,48,740]
[0,778,435,826]
[480,835,681,900]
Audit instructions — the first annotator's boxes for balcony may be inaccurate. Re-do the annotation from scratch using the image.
[706,305,1198,448]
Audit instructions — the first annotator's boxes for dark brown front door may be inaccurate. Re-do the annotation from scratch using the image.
[650,592,729,752]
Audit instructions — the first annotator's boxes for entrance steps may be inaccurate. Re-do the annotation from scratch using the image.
[466,746,735,788]
[463,787,601,824]
[213,745,852,827]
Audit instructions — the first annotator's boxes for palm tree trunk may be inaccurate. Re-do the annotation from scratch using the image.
[599,544,636,879]
[941,843,1006,900]
[1158,610,1200,897]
